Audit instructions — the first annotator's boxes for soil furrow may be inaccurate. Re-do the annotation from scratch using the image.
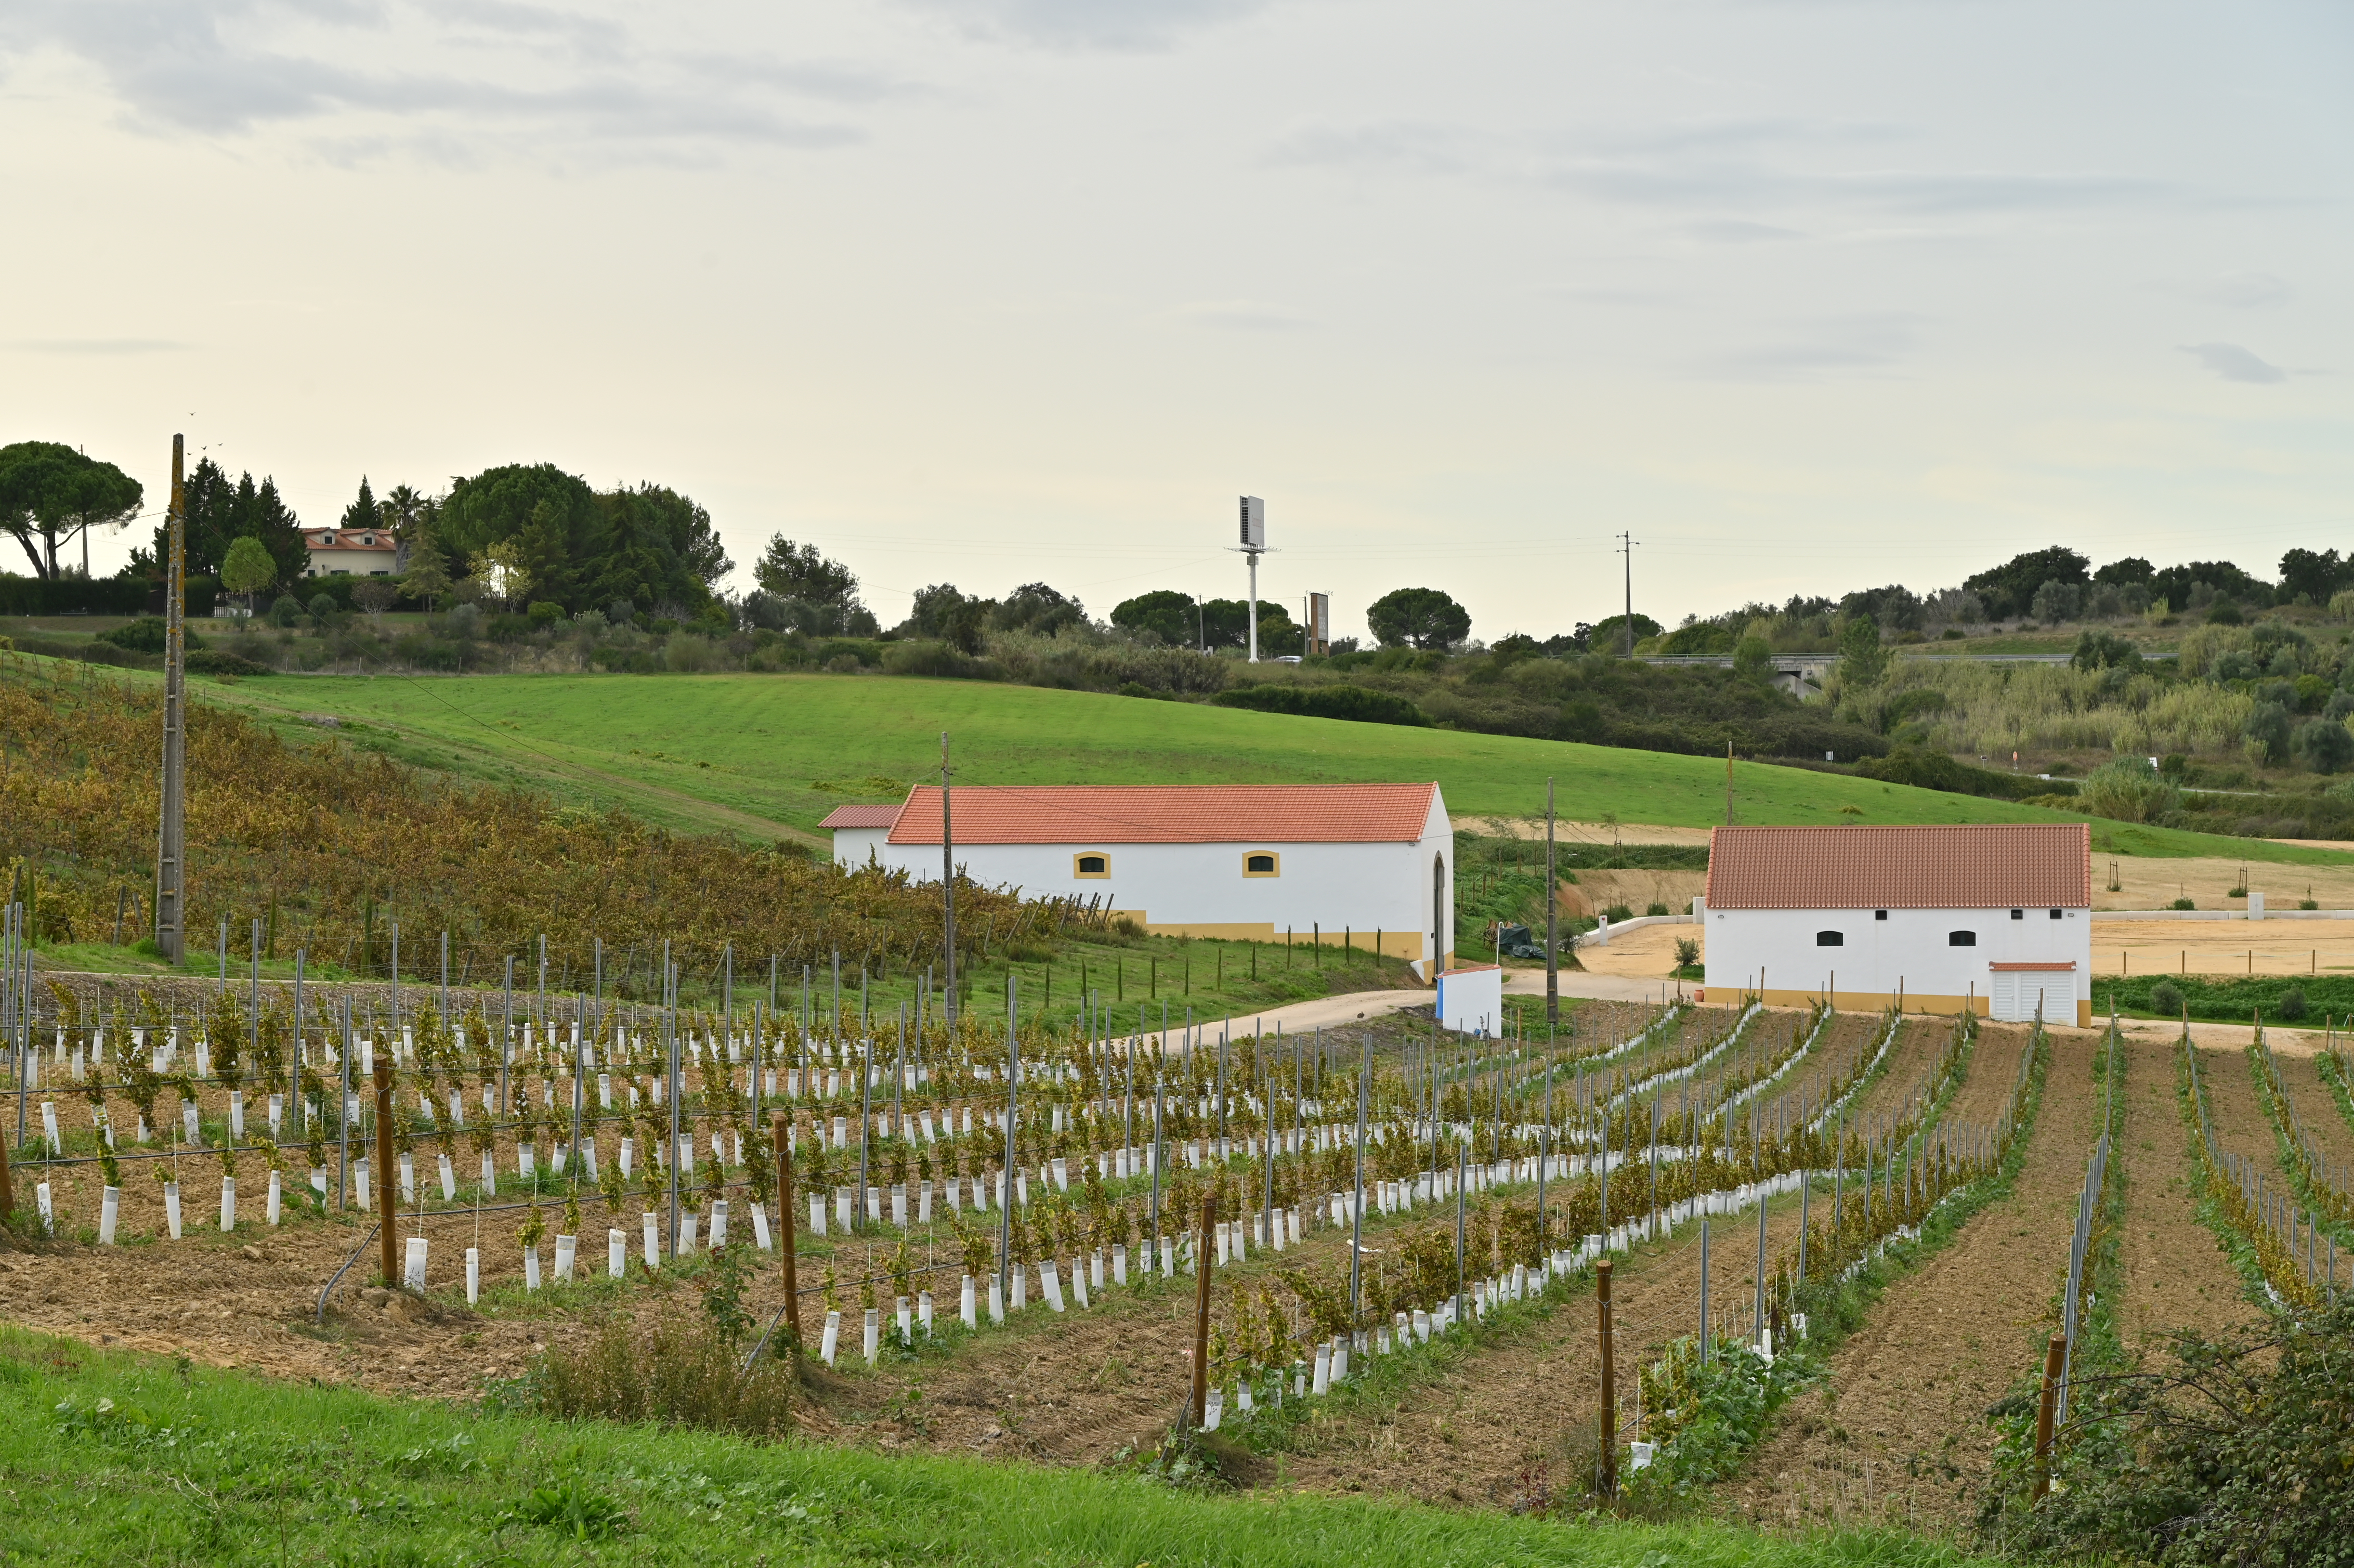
[2111,1029,2259,1350]
[1722,1025,2101,1531]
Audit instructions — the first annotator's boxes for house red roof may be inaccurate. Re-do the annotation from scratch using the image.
[1705,823,2091,910]
[884,783,1442,845]
[819,804,901,830]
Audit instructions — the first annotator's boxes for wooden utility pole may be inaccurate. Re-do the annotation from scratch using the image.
[1545,777,1559,1027]
[155,434,188,964]
[1190,1194,1215,1429]
[1725,740,1735,826]
[1597,1257,1618,1494]
[773,1113,800,1350]
[2033,1333,2065,1499]
[374,1063,398,1287]
[941,733,957,1030]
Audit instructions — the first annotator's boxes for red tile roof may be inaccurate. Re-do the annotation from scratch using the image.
[1705,823,2090,910]
[819,804,900,830]
[885,783,1441,845]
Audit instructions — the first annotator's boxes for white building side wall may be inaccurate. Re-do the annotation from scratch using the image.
[831,827,888,866]
[873,787,1455,965]
[1704,906,2090,1010]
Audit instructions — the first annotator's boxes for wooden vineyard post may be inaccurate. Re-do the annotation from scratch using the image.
[0,1112,14,1224]
[374,1063,398,1288]
[1191,1194,1215,1430]
[773,1113,800,1352]
[1597,1257,1617,1496]
[2033,1333,2065,1499]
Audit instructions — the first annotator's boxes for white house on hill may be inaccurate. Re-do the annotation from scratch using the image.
[1700,822,2092,1027]
[825,783,1456,977]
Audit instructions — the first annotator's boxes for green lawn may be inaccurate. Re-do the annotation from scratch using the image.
[41,658,2354,864]
[0,1324,1993,1567]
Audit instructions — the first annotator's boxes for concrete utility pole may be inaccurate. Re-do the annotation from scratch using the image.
[1616,532,1639,658]
[155,434,188,964]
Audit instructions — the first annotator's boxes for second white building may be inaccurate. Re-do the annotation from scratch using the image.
[824,782,1457,976]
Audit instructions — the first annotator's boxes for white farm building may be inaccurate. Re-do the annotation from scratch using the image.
[821,783,1458,977]
[1700,822,2093,1027]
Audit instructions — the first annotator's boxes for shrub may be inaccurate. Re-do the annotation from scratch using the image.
[2149,979,2184,1014]
[2207,599,2245,624]
[308,592,339,625]
[186,649,272,677]
[1645,901,1670,917]
[2171,897,2196,910]
[2076,757,2180,823]
[95,617,182,654]
[527,600,567,626]
[2292,717,2354,774]
[535,1304,795,1439]
[2277,987,2308,1020]
[1211,683,1428,727]
[2244,700,2293,763]
[1602,903,1634,922]
[267,594,305,628]
[1672,937,1699,968]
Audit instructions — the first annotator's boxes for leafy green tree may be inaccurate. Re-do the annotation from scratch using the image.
[754,536,858,607]
[1366,587,1471,650]
[1586,612,1662,655]
[1732,635,1773,683]
[2071,630,2141,671]
[990,582,1087,637]
[1111,589,1199,646]
[1837,612,1887,685]
[1963,546,2089,619]
[0,440,143,579]
[138,458,305,584]
[2292,718,2354,774]
[2278,547,2348,606]
[2245,700,2293,763]
[221,535,278,611]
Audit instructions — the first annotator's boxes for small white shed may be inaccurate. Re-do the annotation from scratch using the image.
[840,783,1458,978]
[1701,822,2093,1027]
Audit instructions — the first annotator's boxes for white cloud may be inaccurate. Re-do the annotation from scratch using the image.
[2179,343,2287,384]
[896,0,1267,51]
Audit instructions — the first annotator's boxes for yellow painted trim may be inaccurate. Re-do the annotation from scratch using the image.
[1135,922,1433,965]
[1722,986,2090,1027]
[1241,851,1281,878]
[1072,851,1112,879]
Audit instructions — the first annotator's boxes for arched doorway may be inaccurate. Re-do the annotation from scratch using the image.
[1432,852,1447,977]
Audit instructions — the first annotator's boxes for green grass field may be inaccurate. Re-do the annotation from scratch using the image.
[0,1325,1992,1567]
[29,656,2351,865]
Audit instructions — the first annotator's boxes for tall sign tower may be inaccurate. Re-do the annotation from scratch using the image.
[1301,591,1330,657]
[155,435,187,964]
[1238,495,1267,662]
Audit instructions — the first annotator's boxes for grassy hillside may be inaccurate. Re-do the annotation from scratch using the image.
[140,667,2348,865]
[0,1324,1991,1567]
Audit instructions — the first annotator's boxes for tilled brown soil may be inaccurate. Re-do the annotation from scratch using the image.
[1240,1014,1956,1509]
[1723,1027,2104,1531]
[2283,1052,2354,1183]
[2111,1029,2260,1351]
[2193,1038,2287,1177]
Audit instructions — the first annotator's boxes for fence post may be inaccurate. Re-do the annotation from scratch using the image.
[1191,1194,1215,1430]
[374,1062,398,1288]
[774,1113,800,1353]
[1597,1257,1617,1495]
[2033,1333,2065,1500]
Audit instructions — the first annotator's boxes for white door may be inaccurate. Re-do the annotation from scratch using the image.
[1990,971,2023,1022]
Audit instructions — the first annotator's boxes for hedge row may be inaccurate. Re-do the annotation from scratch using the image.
[0,574,220,618]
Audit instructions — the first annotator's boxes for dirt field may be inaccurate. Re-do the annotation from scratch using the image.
[1724,1025,2104,1530]
[2109,1033,2262,1352]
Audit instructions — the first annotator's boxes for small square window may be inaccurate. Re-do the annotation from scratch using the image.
[1874,910,1888,920]
[1073,853,1110,879]
[2049,909,2062,919]
[1243,852,1280,877]
[1815,930,1843,947]
[2010,909,2024,920]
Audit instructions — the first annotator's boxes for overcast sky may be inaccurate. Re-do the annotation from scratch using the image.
[4,0,2348,641]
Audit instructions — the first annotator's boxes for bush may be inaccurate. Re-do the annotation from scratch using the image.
[186,649,272,677]
[1211,683,1428,726]
[2149,980,2184,1014]
[527,600,567,626]
[94,616,186,654]
[2277,987,2308,1020]
[267,594,306,628]
[2076,757,2181,823]
[2292,717,2354,774]
[1645,901,1670,917]
[1854,743,2052,802]
[1602,903,1634,922]
[535,1303,795,1440]
[2170,896,2196,910]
